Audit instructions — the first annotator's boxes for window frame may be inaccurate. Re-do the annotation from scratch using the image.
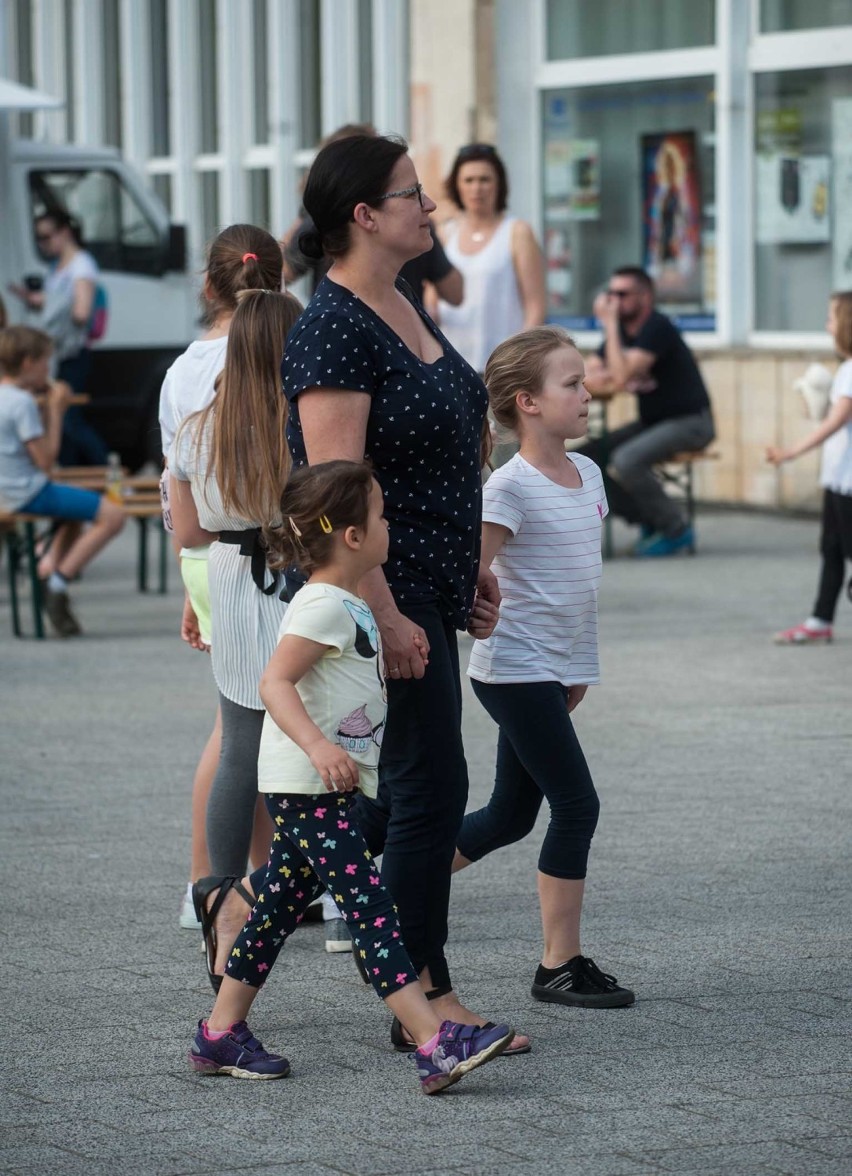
[528,0,847,350]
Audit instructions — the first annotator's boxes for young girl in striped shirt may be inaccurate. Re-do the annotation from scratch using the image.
[454,326,635,1010]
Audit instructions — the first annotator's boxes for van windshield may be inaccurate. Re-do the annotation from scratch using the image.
[29,168,165,274]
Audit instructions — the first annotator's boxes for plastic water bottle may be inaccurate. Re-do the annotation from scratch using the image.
[105,452,124,503]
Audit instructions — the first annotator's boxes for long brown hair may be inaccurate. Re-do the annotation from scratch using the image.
[183,289,303,524]
[204,223,284,325]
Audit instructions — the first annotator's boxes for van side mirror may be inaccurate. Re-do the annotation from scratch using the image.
[166,224,187,272]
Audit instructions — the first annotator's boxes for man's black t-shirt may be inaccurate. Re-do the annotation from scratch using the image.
[606,310,711,428]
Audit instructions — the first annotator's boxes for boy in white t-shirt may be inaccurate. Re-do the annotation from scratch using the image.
[0,326,124,636]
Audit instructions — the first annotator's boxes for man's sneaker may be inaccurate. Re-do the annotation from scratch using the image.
[773,622,833,645]
[325,917,353,953]
[42,587,82,637]
[635,526,694,558]
[412,1020,513,1095]
[531,955,635,1009]
[188,1020,291,1080]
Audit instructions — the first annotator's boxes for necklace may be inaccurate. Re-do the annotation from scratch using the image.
[471,231,485,243]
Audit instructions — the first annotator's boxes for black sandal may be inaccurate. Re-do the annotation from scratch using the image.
[191,875,255,994]
[391,987,532,1055]
[390,984,453,1053]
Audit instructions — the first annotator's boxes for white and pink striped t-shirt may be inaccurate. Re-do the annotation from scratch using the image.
[468,452,607,687]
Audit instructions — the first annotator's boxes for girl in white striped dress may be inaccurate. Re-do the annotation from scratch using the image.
[169,289,302,989]
[453,326,635,1010]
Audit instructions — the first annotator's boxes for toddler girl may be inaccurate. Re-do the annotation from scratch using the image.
[188,460,513,1093]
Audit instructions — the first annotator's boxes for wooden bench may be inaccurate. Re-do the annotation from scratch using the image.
[1,481,169,638]
[655,449,720,552]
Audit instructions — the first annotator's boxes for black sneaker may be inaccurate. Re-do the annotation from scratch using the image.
[42,587,82,637]
[531,955,634,1008]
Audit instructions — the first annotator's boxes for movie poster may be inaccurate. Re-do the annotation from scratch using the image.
[641,131,702,303]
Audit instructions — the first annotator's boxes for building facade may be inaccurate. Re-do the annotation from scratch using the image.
[0,0,408,262]
[495,0,852,510]
[3,0,851,509]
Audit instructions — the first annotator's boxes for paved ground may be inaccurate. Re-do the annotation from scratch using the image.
[1,509,850,1176]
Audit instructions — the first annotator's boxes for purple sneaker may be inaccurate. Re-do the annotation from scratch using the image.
[188,1020,291,1080]
[412,1020,513,1095]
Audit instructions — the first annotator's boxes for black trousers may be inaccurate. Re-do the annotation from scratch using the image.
[354,603,468,991]
[813,489,852,623]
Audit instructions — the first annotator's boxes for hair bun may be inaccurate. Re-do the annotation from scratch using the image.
[298,228,325,262]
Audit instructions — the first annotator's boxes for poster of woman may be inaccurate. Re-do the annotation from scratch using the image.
[641,131,702,303]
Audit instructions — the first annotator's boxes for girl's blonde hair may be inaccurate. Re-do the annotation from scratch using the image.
[264,460,375,574]
[830,291,852,357]
[485,325,578,432]
[182,289,303,524]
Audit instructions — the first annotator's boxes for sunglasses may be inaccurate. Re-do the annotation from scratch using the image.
[457,143,497,159]
[377,182,425,208]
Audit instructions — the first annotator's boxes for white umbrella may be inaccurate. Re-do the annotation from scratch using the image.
[0,77,62,111]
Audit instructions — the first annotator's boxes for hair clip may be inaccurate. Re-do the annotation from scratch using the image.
[242,252,258,263]
[318,514,333,534]
[288,516,303,539]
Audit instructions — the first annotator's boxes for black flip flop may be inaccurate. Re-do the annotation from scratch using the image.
[191,875,255,994]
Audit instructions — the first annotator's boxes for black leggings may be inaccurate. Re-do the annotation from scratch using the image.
[353,604,469,991]
[458,680,600,880]
[813,489,852,624]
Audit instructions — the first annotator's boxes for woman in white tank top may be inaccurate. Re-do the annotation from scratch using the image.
[436,144,546,372]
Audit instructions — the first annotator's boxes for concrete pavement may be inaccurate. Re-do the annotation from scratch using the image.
[1,509,850,1175]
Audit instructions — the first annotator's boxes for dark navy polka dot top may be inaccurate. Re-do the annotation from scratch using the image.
[283,276,488,628]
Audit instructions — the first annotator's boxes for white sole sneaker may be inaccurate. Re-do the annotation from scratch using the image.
[179,892,201,930]
[324,917,353,953]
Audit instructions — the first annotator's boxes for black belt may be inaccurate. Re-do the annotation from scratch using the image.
[217,528,280,596]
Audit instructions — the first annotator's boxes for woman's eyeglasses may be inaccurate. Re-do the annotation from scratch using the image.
[377,182,425,208]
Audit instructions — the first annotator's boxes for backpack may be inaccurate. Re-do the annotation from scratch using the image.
[87,283,109,342]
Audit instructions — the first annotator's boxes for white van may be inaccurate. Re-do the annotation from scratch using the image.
[1,78,195,469]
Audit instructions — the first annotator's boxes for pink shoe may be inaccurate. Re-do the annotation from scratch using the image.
[773,623,833,645]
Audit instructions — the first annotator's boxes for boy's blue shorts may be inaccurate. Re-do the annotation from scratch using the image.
[19,481,102,522]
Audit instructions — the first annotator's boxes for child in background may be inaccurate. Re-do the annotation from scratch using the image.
[768,291,852,644]
[0,325,124,635]
[453,326,634,1009]
[188,460,513,1093]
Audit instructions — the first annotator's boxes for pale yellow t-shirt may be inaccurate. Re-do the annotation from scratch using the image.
[257,583,386,798]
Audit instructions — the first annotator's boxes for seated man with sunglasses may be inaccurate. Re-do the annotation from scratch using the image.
[580,266,715,557]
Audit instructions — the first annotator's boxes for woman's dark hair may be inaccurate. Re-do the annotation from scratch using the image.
[36,209,84,247]
[204,223,284,323]
[445,143,509,212]
[264,460,375,574]
[300,134,409,260]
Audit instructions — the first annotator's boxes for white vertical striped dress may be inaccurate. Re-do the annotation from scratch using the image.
[169,422,287,709]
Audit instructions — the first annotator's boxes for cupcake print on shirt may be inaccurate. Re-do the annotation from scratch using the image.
[337,704,385,754]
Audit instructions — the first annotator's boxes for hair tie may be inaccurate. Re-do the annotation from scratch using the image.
[242,252,258,263]
[318,515,333,534]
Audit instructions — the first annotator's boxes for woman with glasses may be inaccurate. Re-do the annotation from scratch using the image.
[435,144,546,376]
[11,209,108,464]
[281,133,530,1054]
